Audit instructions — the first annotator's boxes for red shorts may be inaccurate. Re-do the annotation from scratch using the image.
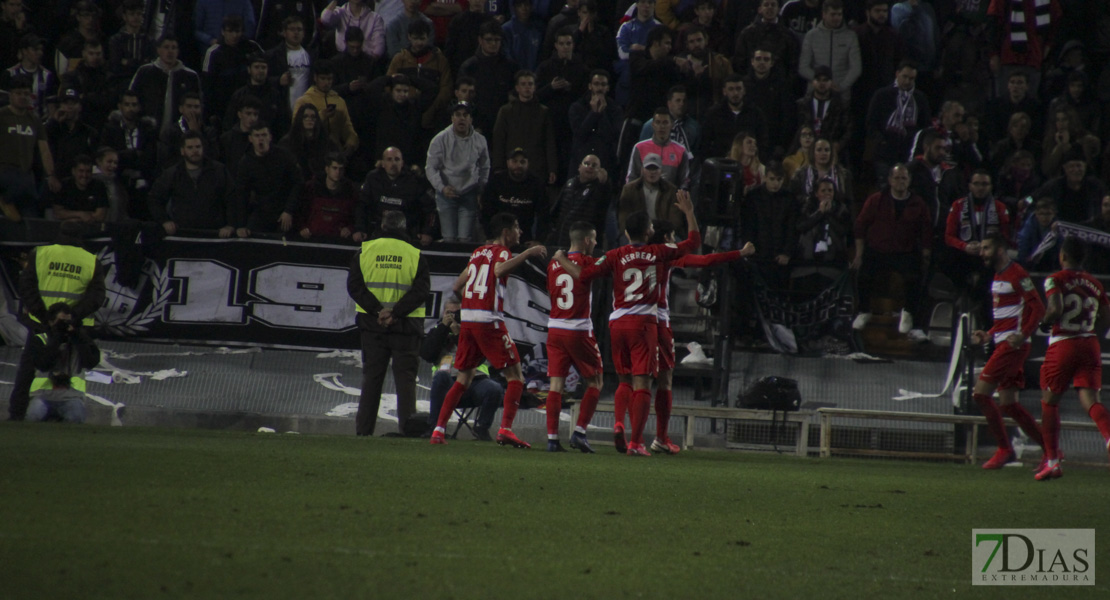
[979,341,1029,390]
[610,320,658,376]
[1041,336,1102,395]
[657,323,675,371]
[455,322,519,371]
[546,329,603,378]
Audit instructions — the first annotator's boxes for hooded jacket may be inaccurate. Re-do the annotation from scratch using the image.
[426,124,491,195]
[128,59,201,130]
[798,21,862,100]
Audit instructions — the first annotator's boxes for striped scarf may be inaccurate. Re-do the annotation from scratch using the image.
[885,83,917,136]
[1009,0,1052,54]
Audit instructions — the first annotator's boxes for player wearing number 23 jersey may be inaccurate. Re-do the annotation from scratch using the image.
[1040,269,1108,394]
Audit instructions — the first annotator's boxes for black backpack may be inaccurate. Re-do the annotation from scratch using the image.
[736,376,801,412]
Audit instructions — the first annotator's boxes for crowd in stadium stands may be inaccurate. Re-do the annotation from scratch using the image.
[2,0,1110,339]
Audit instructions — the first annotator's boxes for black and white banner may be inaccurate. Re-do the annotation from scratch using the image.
[750,269,860,355]
[0,237,552,354]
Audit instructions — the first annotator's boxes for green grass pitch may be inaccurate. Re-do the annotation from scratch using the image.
[1,424,1106,599]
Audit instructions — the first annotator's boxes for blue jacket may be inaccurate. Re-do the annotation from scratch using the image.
[502,17,543,71]
[1016,214,1061,272]
[194,0,258,47]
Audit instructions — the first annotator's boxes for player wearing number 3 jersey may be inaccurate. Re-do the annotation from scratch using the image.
[970,234,1047,471]
[555,189,700,456]
[1035,236,1110,480]
[431,213,548,448]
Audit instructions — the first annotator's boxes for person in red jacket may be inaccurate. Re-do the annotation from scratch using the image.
[298,153,357,239]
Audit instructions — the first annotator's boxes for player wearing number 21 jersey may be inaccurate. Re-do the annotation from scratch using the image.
[555,190,700,456]
[431,213,548,448]
[1035,236,1110,480]
[970,234,1047,471]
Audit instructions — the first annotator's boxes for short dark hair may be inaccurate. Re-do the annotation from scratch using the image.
[488,212,519,239]
[47,302,74,322]
[625,211,653,240]
[1034,197,1056,212]
[479,21,502,39]
[381,210,407,233]
[180,130,204,148]
[250,122,271,134]
[178,92,202,107]
[1007,70,1028,83]
[157,34,179,47]
[282,15,305,30]
[970,168,992,181]
[648,219,675,245]
[983,231,1009,250]
[122,0,145,13]
[684,24,707,41]
[345,26,364,43]
[325,152,347,168]
[866,0,889,7]
[646,26,673,48]
[238,96,263,112]
[823,0,844,11]
[6,74,33,91]
[72,154,95,169]
[764,160,785,178]
[896,59,918,72]
[1062,235,1087,265]
[82,39,102,52]
[95,146,118,162]
[248,52,268,66]
[222,15,244,31]
[579,0,597,12]
[408,19,431,37]
[455,76,476,90]
[555,25,576,40]
[568,221,596,244]
[313,60,334,77]
[920,128,944,148]
[588,69,609,83]
[653,106,671,119]
[666,85,686,102]
[513,70,535,85]
[725,72,745,85]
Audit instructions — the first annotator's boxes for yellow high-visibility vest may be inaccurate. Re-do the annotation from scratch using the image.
[33,244,98,326]
[29,333,87,394]
[357,237,425,318]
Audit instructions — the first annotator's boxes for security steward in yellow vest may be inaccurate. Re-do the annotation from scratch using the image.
[9,221,106,421]
[346,210,431,436]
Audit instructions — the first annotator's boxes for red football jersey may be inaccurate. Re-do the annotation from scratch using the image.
[548,251,594,331]
[580,232,700,322]
[460,244,510,325]
[1044,268,1109,345]
[987,260,1044,344]
[657,250,741,322]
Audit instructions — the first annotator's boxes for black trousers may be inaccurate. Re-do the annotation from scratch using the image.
[355,328,421,436]
[857,249,926,326]
[7,318,47,421]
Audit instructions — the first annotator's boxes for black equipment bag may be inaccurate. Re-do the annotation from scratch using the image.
[736,376,802,412]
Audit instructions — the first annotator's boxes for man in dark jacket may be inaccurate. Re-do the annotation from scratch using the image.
[458,21,519,135]
[107,0,153,92]
[741,162,795,286]
[535,28,589,180]
[128,35,201,132]
[699,73,767,160]
[59,41,113,129]
[733,0,798,77]
[223,54,290,139]
[201,15,263,123]
[549,154,609,246]
[356,147,437,244]
[490,71,558,184]
[148,131,236,236]
[865,60,930,182]
[99,91,159,219]
[482,148,547,242]
[742,47,794,156]
[234,123,303,236]
[906,129,964,244]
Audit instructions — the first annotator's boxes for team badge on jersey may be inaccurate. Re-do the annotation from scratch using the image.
[1021,278,1034,292]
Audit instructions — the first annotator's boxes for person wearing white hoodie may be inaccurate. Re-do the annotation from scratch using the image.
[797,0,860,104]
[425,100,490,242]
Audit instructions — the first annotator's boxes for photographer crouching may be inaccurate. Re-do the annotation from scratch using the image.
[25,303,101,424]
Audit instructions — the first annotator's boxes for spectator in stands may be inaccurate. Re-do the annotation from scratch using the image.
[293,61,360,157]
[482,148,546,242]
[638,86,699,161]
[159,92,221,168]
[257,0,321,50]
[728,131,765,194]
[570,0,616,75]
[148,131,236,237]
[1016,197,1061,272]
[432,76,478,131]
[994,150,1042,218]
[1041,106,1100,179]
[60,41,112,128]
[989,112,1038,174]
[700,74,768,160]
[279,103,340,182]
[1048,71,1099,144]
[790,136,853,209]
[798,0,861,104]
[617,153,682,234]
[743,47,794,157]
[220,97,261,173]
[107,1,151,92]
[235,123,303,236]
[24,303,100,425]
[1032,151,1107,224]
[490,70,558,185]
[797,65,850,155]
[298,153,358,239]
[890,0,939,101]
[908,129,964,237]
[2,35,57,120]
[201,15,263,123]
[540,0,579,60]
[677,24,732,120]
[782,124,814,180]
[907,101,979,167]
[322,0,387,60]
[1082,195,1110,275]
[941,170,1010,299]
[852,1,902,133]
[445,0,493,75]
[501,0,542,71]
[356,147,436,243]
[426,100,490,242]
[224,54,289,138]
[734,0,797,77]
[386,20,453,130]
[333,28,380,99]
[865,60,930,182]
[387,0,434,58]
[45,89,97,179]
[0,0,34,70]
[52,154,108,225]
[360,73,437,165]
[266,16,315,113]
[93,146,128,222]
[567,69,623,176]
[423,0,468,49]
[795,178,852,282]
[194,0,257,50]
[676,0,729,57]
[741,161,796,285]
[627,107,691,189]
[55,1,101,75]
[100,91,158,218]
[614,0,661,106]
[536,27,589,179]
[627,26,686,123]
[851,163,931,341]
[986,0,1061,97]
[549,154,609,246]
[129,35,200,131]
[983,71,1041,147]
[458,21,518,134]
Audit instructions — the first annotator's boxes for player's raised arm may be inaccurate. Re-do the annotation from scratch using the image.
[553,249,581,279]
[675,189,698,238]
[494,244,548,278]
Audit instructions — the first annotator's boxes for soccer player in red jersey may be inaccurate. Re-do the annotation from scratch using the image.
[1035,236,1110,480]
[555,190,700,456]
[544,221,605,453]
[969,233,1047,469]
[430,213,548,447]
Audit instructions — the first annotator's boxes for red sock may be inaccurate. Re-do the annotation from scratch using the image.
[614,382,632,430]
[655,389,673,440]
[1041,401,1060,460]
[629,389,652,445]
[975,393,1010,451]
[545,391,562,437]
[1002,403,1045,449]
[435,382,467,429]
[576,386,600,430]
[500,380,524,430]
[1088,403,1110,441]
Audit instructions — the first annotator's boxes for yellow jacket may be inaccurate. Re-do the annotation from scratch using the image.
[292,86,359,155]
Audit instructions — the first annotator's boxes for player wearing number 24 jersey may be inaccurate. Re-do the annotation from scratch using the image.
[555,189,700,457]
[431,213,549,448]
[1035,236,1110,480]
